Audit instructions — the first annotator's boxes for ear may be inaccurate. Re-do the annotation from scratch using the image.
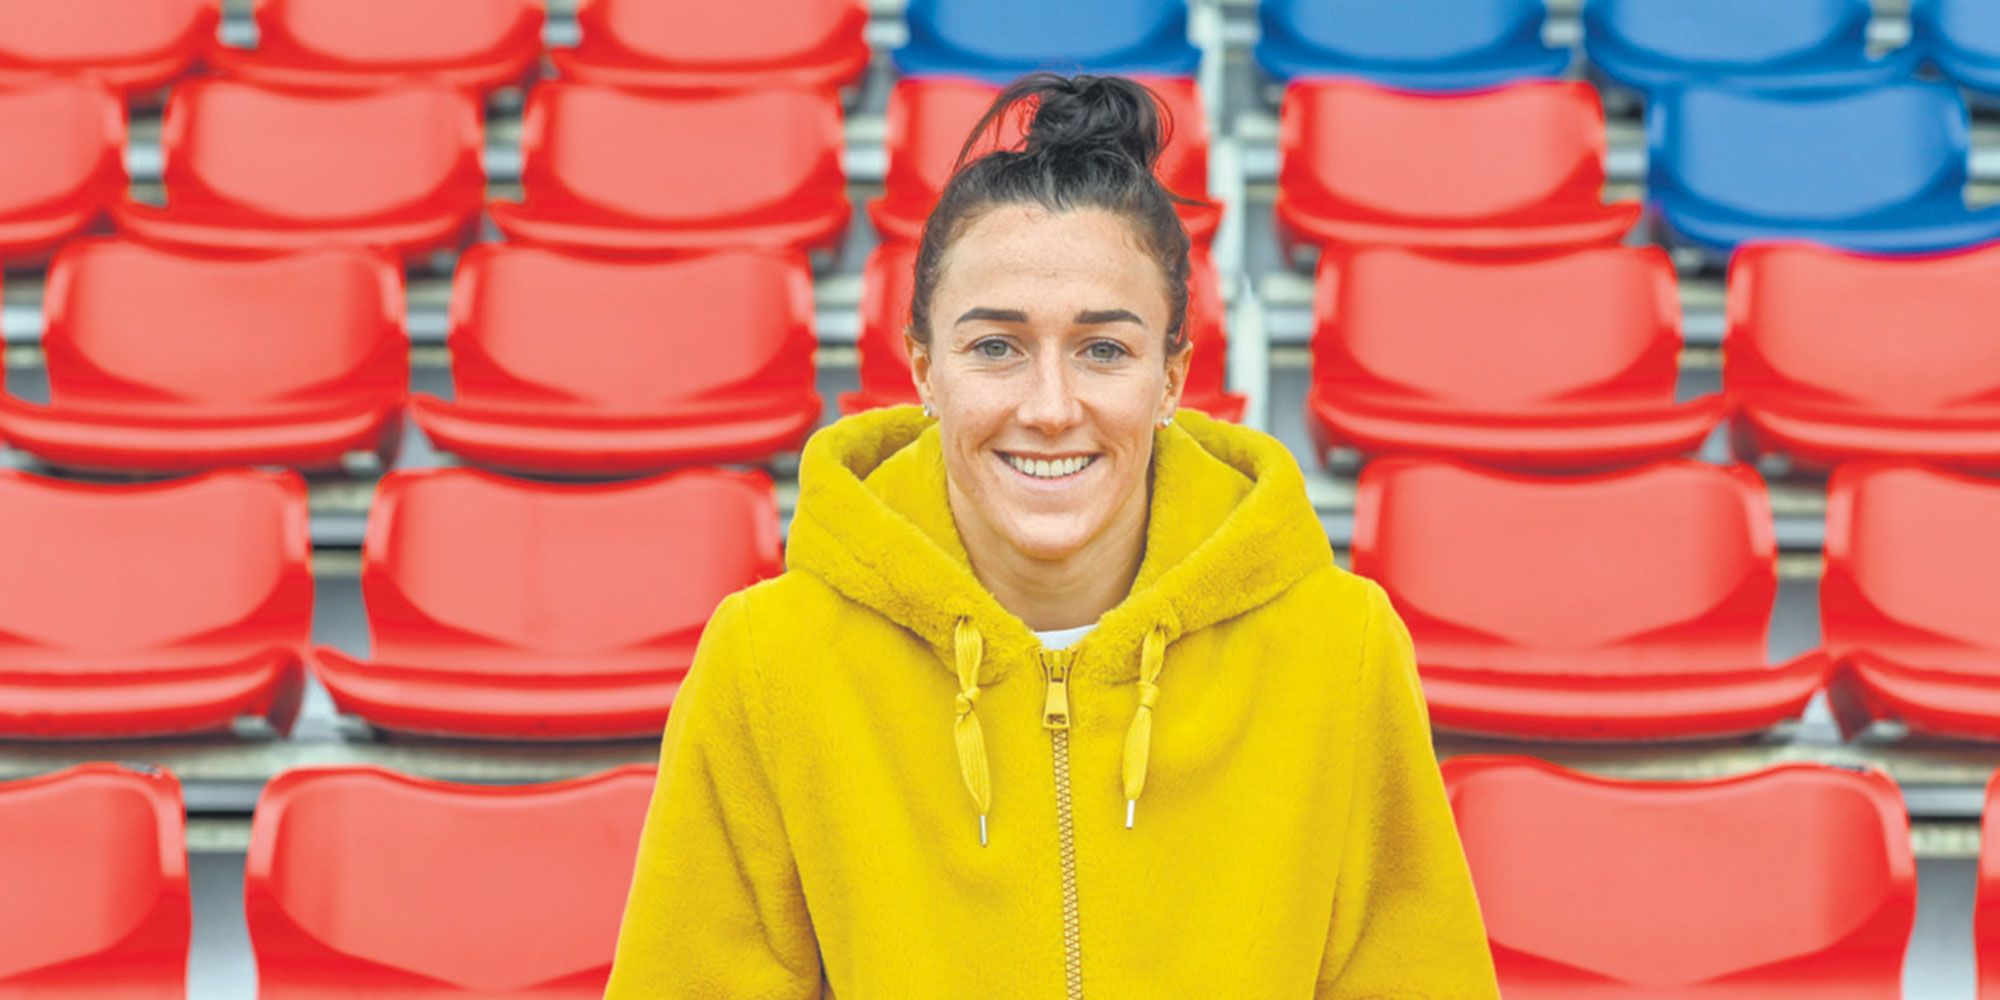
[906,332,935,412]
[1160,338,1192,422]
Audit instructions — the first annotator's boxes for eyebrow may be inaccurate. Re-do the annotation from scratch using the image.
[952,307,1148,328]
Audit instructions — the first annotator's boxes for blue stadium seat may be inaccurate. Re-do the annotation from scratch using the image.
[1584,0,1917,99]
[1646,82,2000,260]
[1254,0,1569,90]
[1913,0,2000,100]
[892,0,1200,81]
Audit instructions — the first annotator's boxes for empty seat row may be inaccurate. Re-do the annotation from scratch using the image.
[1307,241,2000,473]
[0,465,778,741]
[1362,458,2000,743]
[0,761,652,997]
[0,0,870,99]
[1277,77,2000,263]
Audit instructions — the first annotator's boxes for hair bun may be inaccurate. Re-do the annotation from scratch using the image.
[1016,73,1169,173]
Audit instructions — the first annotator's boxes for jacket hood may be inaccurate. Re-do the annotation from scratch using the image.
[786,404,1334,841]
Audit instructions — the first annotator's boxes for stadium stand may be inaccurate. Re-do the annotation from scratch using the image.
[245,765,653,997]
[1914,0,2000,101]
[412,245,822,474]
[1274,79,1641,259]
[0,763,189,999]
[0,469,309,739]
[552,0,870,93]
[489,82,852,257]
[310,467,781,739]
[0,81,127,261]
[1822,463,2000,743]
[843,240,1244,420]
[205,0,544,95]
[892,0,1202,81]
[1725,241,2000,471]
[1353,458,1829,740]
[112,79,485,259]
[0,0,216,99]
[1647,81,2000,261]
[1305,246,1725,471]
[1583,0,1916,100]
[0,239,407,473]
[871,75,1219,244]
[1253,0,1571,90]
[1445,755,1916,996]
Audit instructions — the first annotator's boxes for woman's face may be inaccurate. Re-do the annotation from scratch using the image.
[909,204,1188,565]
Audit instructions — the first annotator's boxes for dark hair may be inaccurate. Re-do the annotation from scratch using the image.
[907,73,1197,354]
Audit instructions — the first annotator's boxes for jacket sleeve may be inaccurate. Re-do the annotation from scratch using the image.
[1315,580,1501,1000]
[604,591,825,999]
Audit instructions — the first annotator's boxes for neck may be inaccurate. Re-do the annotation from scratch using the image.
[948,482,1151,632]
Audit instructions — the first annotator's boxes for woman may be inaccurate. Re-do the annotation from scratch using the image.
[605,74,1498,998]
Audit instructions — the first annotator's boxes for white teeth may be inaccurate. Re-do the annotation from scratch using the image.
[1005,454,1095,479]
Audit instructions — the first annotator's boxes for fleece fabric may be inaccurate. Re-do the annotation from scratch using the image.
[604,405,1499,999]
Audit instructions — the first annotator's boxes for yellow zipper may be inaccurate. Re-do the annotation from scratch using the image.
[1042,648,1084,1000]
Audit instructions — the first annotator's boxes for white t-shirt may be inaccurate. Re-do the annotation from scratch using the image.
[1034,623,1097,650]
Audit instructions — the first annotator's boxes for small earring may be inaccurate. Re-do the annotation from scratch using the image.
[922,403,935,418]
[1159,414,1173,428]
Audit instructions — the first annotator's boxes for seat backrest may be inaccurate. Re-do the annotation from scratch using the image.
[1314,246,1680,409]
[0,763,188,998]
[448,245,815,411]
[159,79,483,223]
[903,0,1192,68]
[1823,462,2000,665]
[575,0,865,66]
[519,83,844,222]
[43,239,406,409]
[247,766,654,997]
[0,469,309,663]
[1649,82,1966,220]
[1279,79,1610,220]
[362,468,781,667]
[1586,0,1870,65]
[1445,755,1914,995]
[250,0,542,67]
[1263,0,1547,63]
[1726,241,2000,414]
[0,0,214,72]
[1914,0,2000,58]
[1351,458,1773,669]
[0,81,125,208]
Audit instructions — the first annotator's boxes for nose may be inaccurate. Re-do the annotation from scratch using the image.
[1016,348,1082,435]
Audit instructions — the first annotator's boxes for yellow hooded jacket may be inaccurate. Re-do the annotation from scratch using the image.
[606,406,1499,999]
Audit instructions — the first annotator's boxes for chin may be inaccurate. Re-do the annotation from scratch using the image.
[994,514,1109,563]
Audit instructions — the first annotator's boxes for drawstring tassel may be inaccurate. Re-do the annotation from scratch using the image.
[951,618,993,846]
[1121,625,1167,829]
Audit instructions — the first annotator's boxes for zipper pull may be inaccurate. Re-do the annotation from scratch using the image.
[1041,649,1071,730]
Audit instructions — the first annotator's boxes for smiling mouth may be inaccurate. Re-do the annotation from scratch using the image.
[999,452,1099,480]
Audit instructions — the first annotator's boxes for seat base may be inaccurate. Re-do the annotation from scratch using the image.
[488,199,852,257]
[550,46,870,94]
[1309,390,1726,471]
[1253,34,1571,90]
[1828,648,2000,743]
[1734,401,2000,472]
[0,648,303,738]
[205,46,541,96]
[312,646,685,740]
[409,394,820,474]
[1276,194,1642,257]
[0,398,401,473]
[112,201,478,262]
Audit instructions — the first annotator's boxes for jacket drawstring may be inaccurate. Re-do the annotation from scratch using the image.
[951,617,993,846]
[1120,625,1168,829]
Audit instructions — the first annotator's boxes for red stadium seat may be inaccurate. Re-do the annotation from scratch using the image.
[411,246,822,474]
[247,766,653,998]
[1307,247,1725,470]
[1352,458,1829,739]
[0,764,189,1000]
[0,239,407,473]
[1275,79,1640,258]
[311,468,782,738]
[207,0,543,94]
[1727,241,2000,471]
[0,469,310,738]
[1822,462,2000,742]
[1980,768,2000,999]
[490,83,850,257]
[0,0,216,98]
[841,241,1244,420]
[113,80,484,260]
[552,0,869,93]
[1444,755,1914,997]
[0,81,126,262]
[870,75,1218,245]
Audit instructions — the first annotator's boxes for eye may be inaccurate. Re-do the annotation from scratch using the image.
[1085,340,1130,362]
[972,337,1015,359]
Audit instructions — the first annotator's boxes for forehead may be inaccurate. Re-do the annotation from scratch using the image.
[933,204,1169,321]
